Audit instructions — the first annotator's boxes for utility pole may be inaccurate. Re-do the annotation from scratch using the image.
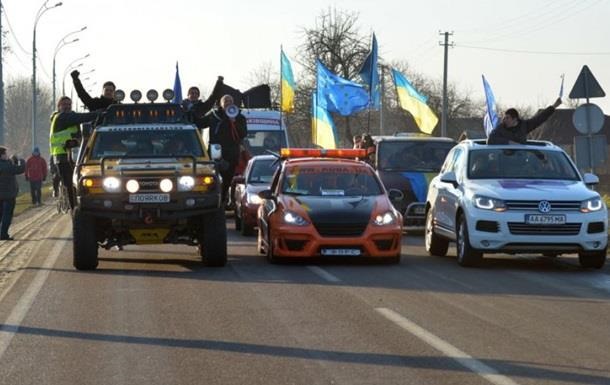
[439,31,454,138]
[0,0,4,145]
[379,65,384,135]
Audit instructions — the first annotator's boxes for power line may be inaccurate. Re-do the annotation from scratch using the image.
[1,3,31,56]
[456,44,610,56]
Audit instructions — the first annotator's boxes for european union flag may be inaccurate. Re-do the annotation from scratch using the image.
[482,75,499,137]
[173,62,182,104]
[316,59,369,116]
[358,33,380,110]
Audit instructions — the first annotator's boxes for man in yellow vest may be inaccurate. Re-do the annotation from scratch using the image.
[49,96,100,209]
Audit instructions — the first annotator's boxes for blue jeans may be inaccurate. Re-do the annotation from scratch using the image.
[30,180,43,204]
[0,198,16,238]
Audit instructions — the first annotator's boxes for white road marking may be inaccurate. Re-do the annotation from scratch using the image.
[307,266,341,283]
[0,225,69,359]
[376,307,521,385]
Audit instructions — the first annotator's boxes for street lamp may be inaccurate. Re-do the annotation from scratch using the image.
[32,0,62,150]
[62,53,90,96]
[52,26,86,107]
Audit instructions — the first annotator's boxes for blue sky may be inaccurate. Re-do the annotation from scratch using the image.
[3,0,609,113]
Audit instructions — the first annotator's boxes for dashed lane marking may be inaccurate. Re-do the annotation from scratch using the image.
[307,266,341,283]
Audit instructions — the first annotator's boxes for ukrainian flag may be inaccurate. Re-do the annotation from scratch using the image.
[391,68,438,134]
[280,49,296,113]
[311,92,337,149]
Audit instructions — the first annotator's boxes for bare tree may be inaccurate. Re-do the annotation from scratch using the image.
[5,77,53,157]
[245,61,280,108]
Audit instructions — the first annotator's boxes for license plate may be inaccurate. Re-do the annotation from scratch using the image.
[129,193,170,203]
[525,214,566,225]
[321,248,361,256]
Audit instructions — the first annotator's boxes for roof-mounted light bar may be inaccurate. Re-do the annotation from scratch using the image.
[280,148,367,159]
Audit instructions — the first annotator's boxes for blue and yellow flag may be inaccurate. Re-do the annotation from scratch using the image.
[317,59,369,116]
[280,49,296,113]
[391,68,438,134]
[311,92,338,149]
[358,33,380,110]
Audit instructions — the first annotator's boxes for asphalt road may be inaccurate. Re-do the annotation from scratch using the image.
[1,207,610,385]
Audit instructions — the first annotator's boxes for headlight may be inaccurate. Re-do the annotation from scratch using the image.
[473,195,506,212]
[126,179,139,193]
[102,177,121,193]
[283,211,309,226]
[373,211,396,226]
[178,176,195,191]
[160,178,173,193]
[581,197,603,213]
[247,192,262,205]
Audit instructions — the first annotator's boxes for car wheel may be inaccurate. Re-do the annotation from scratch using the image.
[234,208,242,231]
[200,208,227,267]
[425,209,448,257]
[265,231,279,264]
[578,249,607,269]
[240,216,255,237]
[456,214,482,267]
[72,207,99,270]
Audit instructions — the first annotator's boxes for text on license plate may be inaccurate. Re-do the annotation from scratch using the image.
[321,248,361,256]
[525,214,566,225]
[129,193,170,203]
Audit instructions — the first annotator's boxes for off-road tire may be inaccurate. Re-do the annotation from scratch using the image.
[200,208,227,267]
[73,207,99,270]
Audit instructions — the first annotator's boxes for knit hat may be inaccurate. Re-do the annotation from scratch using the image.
[32,147,40,155]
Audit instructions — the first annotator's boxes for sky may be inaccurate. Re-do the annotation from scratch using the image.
[2,0,609,116]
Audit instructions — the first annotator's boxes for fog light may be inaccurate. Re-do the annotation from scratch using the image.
[103,200,112,208]
[594,242,601,248]
[186,198,195,207]
[126,179,139,193]
[481,240,490,247]
[160,178,173,192]
[124,204,134,210]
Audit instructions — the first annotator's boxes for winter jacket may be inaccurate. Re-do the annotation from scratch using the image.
[73,77,115,111]
[198,108,247,164]
[0,158,26,199]
[487,106,556,145]
[25,155,48,182]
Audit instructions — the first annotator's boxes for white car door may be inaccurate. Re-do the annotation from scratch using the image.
[435,148,465,238]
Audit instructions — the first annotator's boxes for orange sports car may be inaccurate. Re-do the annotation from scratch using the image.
[257,149,403,263]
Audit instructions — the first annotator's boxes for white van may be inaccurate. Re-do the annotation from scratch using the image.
[241,110,289,155]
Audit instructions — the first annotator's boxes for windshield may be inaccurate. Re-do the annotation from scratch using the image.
[244,131,286,156]
[89,130,204,160]
[468,149,580,180]
[281,165,383,197]
[377,141,454,172]
[248,159,279,184]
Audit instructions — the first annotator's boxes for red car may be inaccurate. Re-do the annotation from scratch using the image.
[257,149,403,263]
[233,155,279,235]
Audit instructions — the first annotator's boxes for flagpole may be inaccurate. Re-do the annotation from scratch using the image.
[280,45,283,142]
[379,65,384,135]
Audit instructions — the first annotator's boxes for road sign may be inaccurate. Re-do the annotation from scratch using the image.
[572,103,605,134]
[574,135,607,169]
[569,65,605,99]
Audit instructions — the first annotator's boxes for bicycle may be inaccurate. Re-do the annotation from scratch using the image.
[56,179,71,214]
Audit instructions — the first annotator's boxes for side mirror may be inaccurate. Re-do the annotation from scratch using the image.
[210,144,222,161]
[233,175,245,184]
[583,173,599,186]
[388,189,404,201]
[440,171,458,186]
[258,189,274,200]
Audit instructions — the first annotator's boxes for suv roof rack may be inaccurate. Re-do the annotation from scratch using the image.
[470,139,555,147]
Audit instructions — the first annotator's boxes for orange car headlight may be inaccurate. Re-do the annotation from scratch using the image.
[373,211,397,226]
[283,211,309,226]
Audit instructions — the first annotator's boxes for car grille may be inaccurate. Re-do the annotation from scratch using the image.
[314,222,368,237]
[508,222,581,235]
[504,200,581,211]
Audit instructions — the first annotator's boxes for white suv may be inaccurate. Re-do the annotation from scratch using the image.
[425,140,607,268]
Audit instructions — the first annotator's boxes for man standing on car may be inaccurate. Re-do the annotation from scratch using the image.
[25,147,48,206]
[0,146,25,240]
[49,96,100,209]
[197,94,248,206]
[487,98,562,145]
[71,70,116,111]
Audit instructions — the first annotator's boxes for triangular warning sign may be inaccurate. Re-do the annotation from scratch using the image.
[569,65,605,99]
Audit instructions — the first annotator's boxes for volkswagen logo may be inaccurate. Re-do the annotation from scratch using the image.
[538,200,552,213]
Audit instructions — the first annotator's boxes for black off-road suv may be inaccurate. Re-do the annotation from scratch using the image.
[72,92,226,270]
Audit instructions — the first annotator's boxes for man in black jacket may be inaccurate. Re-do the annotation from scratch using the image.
[487,97,562,144]
[71,70,116,111]
[197,94,247,205]
[0,146,25,240]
